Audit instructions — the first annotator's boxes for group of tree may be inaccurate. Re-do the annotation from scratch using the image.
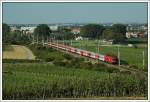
[2,23,127,44]
[34,24,51,41]
[80,24,127,43]
[102,24,126,42]
[80,24,104,39]
[2,23,30,44]
[2,23,10,42]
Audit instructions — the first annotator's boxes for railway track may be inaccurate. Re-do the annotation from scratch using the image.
[34,42,147,77]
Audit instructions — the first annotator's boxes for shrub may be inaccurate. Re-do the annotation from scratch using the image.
[53,60,66,66]
[45,57,55,62]
[63,54,73,60]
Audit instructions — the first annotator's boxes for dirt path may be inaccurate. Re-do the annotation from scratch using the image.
[3,45,35,60]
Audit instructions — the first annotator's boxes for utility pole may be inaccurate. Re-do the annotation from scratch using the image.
[57,40,58,50]
[32,34,35,44]
[98,40,100,53]
[118,45,120,67]
[71,40,72,46]
[143,51,145,69]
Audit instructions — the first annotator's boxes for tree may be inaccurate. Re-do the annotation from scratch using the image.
[102,24,126,43]
[2,23,10,42]
[34,24,51,41]
[80,24,104,39]
[102,28,114,40]
[112,24,126,42]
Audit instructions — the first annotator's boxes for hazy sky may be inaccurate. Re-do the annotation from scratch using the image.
[3,2,148,24]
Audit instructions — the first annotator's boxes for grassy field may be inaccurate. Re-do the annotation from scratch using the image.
[61,40,148,70]
[2,44,148,99]
[3,45,35,60]
[3,63,147,99]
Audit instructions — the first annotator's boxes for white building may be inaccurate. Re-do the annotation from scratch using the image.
[20,27,36,34]
[126,32,138,38]
[75,36,83,40]
[49,25,58,31]
[10,26,20,32]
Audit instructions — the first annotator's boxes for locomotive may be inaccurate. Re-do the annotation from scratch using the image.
[46,42,118,64]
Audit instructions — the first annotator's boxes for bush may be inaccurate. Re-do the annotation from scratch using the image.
[45,57,55,62]
[63,54,73,60]
[79,62,93,69]
[53,60,66,66]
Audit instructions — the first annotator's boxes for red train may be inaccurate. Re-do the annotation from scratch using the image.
[46,42,118,64]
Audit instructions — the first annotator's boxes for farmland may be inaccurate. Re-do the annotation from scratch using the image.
[3,63,147,99]
[2,44,148,99]
[3,45,35,60]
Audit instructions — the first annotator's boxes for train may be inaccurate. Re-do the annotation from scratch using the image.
[46,42,118,64]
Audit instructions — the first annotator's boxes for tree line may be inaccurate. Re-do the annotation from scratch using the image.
[2,23,126,44]
[80,24,126,43]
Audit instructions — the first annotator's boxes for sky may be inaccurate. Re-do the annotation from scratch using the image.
[2,2,148,24]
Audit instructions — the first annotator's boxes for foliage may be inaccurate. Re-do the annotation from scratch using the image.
[111,24,126,42]
[102,24,126,43]
[52,32,74,40]
[2,23,10,42]
[80,24,104,39]
[34,24,51,41]
[28,44,64,61]
[102,28,114,40]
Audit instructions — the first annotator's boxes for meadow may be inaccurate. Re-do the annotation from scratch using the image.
[61,39,148,71]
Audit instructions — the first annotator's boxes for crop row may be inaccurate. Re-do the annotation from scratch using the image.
[3,63,147,99]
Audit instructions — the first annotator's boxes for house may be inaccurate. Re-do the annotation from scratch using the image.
[49,25,58,31]
[20,27,36,34]
[126,32,138,38]
[71,28,80,34]
[75,36,83,40]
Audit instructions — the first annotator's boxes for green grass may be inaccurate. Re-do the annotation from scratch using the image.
[3,63,148,99]
[62,40,148,70]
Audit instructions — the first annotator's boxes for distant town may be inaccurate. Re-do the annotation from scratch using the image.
[9,23,148,40]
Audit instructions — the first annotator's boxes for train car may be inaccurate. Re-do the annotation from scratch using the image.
[80,50,84,56]
[97,54,105,61]
[76,49,81,54]
[95,54,99,59]
[86,52,91,57]
[90,53,96,59]
[70,48,76,53]
[104,54,118,64]
[47,42,118,65]
[82,51,88,56]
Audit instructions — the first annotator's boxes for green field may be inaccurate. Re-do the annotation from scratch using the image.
[61,40,148,70]
[2,44,148,99]
[3,63,147,99]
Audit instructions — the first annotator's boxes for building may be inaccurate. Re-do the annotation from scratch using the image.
[20,27,36,34]
[49,25,58,31]
[71,28,80,34]
[126,32,138,38]
[10,26,20,32]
